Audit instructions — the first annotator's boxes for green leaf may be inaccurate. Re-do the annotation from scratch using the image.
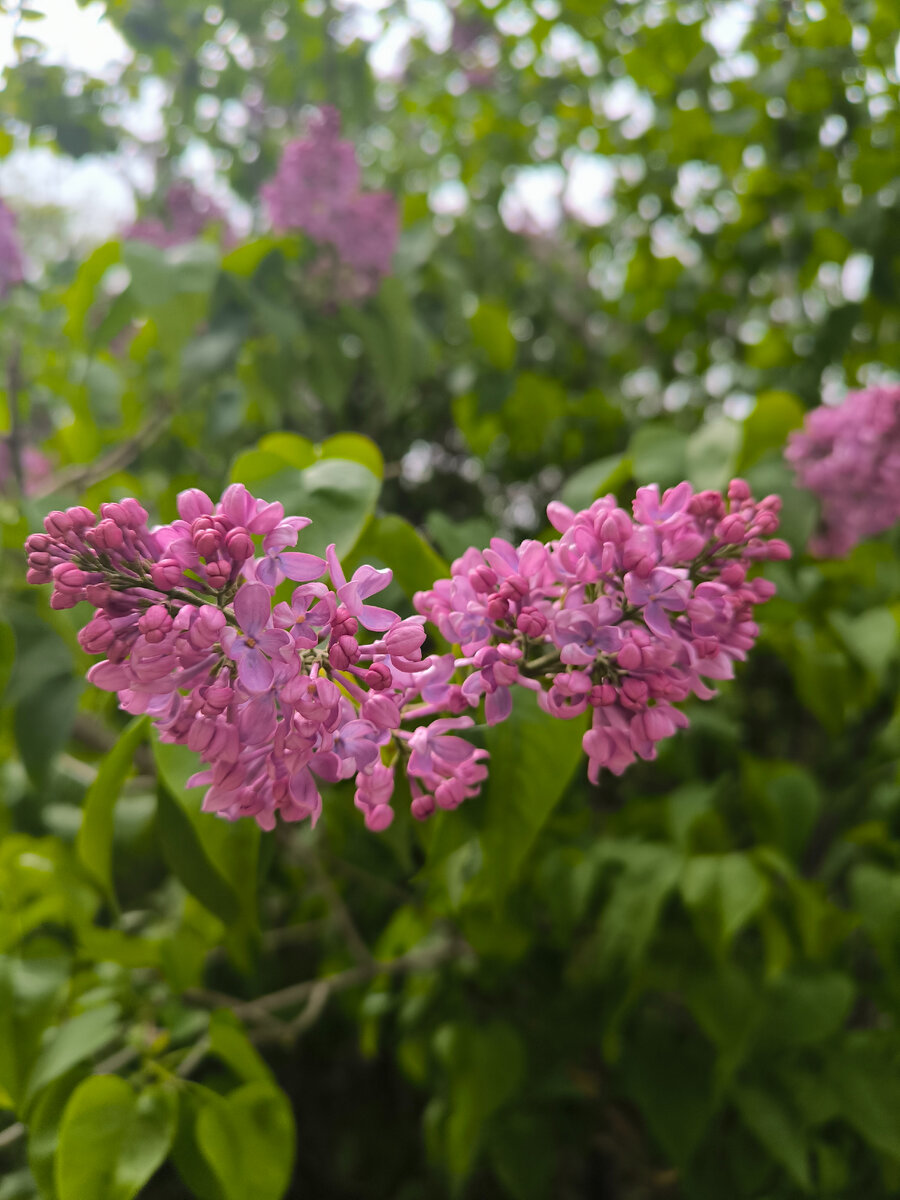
[55,1077,176,1200]
[758,969,854,1048]
[680,853,769,951]
[470,690,585,902]
[25,1003,121,1109]
[590,842,683,977]
[14,675,83,786]
[469,300,516,370]
[153,739,259,968]
[738,390,805,471]
[208,1012,274,1085]
[829,607,899,681]
[620,1019,715,1166]
[76,716,150,909]
[360,515,448,599]
[686,417,741,492]
[155,773,240,927]
[559,454,633,511]
[628,423,688,488]
[733,1082,811,1190]
[318,433,384,479]
[28,1069,87,1200]
[436,1022,525,1178]
[195,1083,295,1200]
[828,1034,900,1161]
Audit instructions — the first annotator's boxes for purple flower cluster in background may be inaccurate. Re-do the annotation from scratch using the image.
[127,182,231,249]
[786,384,900,557]
[0,199,24,297]
[415,480,789,784]
[0,439,52,496]
[27,478,787,831]
[261,107,399,301]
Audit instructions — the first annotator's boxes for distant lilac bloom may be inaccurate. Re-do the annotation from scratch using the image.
[261,106,399,298]
[787,385,900,556]
[0,199,24,297]
[222,582,291,692]
[126,181,231,248]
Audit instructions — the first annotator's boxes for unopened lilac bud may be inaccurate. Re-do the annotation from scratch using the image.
[362,662,392,690]
[410,793,436,821]
[205,559,230,590]
[365,804,394,832]
[361,693,400,729]
[225,527,254,562]
[177,488,215,522]
[727,478,752,504]
[516,606,546,638]
[486,595,509,621]
[44,510,72,537]
[715,514,747,544]
[383,619,425,657]
[149,559,183,590]
[139,604,172,644]
[79,614,115,654]
[617,642,641,671]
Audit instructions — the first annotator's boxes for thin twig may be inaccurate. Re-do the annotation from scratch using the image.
[0,1122,24,1151]
[176,1035,211,1079]
[33,405,171,500]
[187,937,469,1024]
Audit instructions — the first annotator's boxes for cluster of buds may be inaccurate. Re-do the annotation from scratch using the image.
[786,384,900,557]
[415,480,789,784]
[27,478,787,829]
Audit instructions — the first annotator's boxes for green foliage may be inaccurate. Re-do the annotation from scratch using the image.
[2,1,900,1197]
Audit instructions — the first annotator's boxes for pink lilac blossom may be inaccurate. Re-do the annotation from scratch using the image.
[0,199,24,297]
[415,479,789,785]
[785,385,900,557]
[25,485,475,833]
[28,477,786,831]
[126,182,231,249]
[261,107,399,301]
[0,440,52,496]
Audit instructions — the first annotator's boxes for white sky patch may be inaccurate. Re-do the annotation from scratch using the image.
[563,154,615,226]
[500,163,565,234]
[0,0,130,78]
[703,0,753,56]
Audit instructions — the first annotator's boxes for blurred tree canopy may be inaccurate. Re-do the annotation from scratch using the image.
[2,1,900,1197]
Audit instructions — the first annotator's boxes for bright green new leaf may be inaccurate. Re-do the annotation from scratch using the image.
[76,715,150,909]
[25,1003,121,1109]
[55,1076,176,1200]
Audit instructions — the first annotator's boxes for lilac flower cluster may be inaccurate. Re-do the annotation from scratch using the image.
[786,384,900,557]
[25,486,485,832]
[27,478,786,830]
[261,107,399,301]
[415,480,789,784]
[0,440,52,496]
[127,182,231,249]
[0,198,24,297]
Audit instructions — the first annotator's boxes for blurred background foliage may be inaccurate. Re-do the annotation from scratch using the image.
[2,0,900,1196]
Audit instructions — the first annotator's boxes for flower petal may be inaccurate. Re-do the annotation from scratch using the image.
[234,582,272,637]
[278,551,327,582]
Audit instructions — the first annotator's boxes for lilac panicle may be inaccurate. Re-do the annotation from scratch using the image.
[786,384,900,557]
[28,475,786,831]
[414,478,788,786]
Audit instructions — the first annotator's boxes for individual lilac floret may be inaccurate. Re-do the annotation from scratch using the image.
[786,385,900,557]
[415,478,788,785]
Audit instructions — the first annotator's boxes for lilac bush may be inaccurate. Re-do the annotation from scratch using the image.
[786,384,900,557]
[27,478,786,829]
